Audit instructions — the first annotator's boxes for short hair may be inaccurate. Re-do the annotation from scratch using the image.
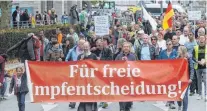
[151,36,158,40]
[176,28,181,32]
[198,27,205,33]
[123,42,132,47]
[16,6,19,10]
[172,35,179,40]
[117,38,127,46]
[16,67,23,72]
[103,36,110,44]
[166,39,172,44]
[83,41,91,47]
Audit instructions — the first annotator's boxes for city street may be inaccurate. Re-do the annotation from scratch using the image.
[0,0,207,111]
[0,80,206,111]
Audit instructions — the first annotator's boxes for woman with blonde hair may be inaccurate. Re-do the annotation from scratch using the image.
[177,46,194,111]
[177,46,188,58]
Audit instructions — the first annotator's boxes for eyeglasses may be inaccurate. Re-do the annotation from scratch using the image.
[166,44,172,45]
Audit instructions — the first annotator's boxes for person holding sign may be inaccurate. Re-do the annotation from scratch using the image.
[115,42,137,111]
[77,41,98,111]
[177,46,194,111]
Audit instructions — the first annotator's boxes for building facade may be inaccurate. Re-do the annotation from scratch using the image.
[12,0,82,21]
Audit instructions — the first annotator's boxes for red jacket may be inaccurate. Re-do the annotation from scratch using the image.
[0,56,5,84]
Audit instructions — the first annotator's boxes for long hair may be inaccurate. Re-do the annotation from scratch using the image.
[177,46,188,58]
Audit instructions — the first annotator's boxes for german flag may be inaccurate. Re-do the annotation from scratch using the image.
[162,2,174,30]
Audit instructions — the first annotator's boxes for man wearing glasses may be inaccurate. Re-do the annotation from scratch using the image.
[151,36,160,59]
[158,40,178,109]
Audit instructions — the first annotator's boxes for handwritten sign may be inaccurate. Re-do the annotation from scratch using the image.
[188,11,201,20]
[94,16,109,36]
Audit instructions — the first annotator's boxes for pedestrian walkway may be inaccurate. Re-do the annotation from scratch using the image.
[0,90,206,111]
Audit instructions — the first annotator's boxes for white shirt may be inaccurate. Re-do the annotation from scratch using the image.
[179,34,189,45]
[16,12,20,22]
[16,77,21,87]
[157,40,167,50]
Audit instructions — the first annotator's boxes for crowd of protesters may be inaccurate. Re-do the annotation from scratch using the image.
[1,3,207,111]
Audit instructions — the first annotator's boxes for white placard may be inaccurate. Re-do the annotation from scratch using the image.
[188,11,201,20]
[94,16,109,36]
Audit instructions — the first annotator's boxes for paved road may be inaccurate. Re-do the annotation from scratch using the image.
[0,88,206,111]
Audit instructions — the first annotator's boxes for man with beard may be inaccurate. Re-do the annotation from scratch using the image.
[92,38,112,108]
[77,41,98,111]
[93,39,113,60]
[115,42,136,111]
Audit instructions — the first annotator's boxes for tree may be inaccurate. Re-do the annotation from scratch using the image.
[0,1,12,29]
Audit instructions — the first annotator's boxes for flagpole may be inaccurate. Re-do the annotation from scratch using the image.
[160,1,163,14]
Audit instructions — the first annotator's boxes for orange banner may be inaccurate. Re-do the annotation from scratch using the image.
[25,59,189,103]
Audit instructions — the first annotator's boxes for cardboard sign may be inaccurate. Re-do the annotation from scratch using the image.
[94,16,109,36]
[188,11,201,20]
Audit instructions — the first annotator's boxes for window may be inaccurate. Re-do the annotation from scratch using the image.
[47,1,53,12]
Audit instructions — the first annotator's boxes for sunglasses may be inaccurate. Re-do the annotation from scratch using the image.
[166,44,172,45]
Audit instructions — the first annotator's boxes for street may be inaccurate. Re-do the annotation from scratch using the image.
[0,80,206,111]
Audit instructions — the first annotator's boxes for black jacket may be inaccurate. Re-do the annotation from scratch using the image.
[92,48,113,60]
[6,37,35,62]
[22,12,29,22]
[137,44,156,60]
[12,10,17,22]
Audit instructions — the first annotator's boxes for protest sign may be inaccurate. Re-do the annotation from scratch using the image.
[25,59,189,103]
[188,11,201,20]
[94,16,109,36]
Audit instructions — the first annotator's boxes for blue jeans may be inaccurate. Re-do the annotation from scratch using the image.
[16,92,26,111]
[177,87,189,111]
[0,81,7,97]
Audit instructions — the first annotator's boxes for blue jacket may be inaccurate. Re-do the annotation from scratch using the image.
[65,46,79,61]
[158,49,177,60]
